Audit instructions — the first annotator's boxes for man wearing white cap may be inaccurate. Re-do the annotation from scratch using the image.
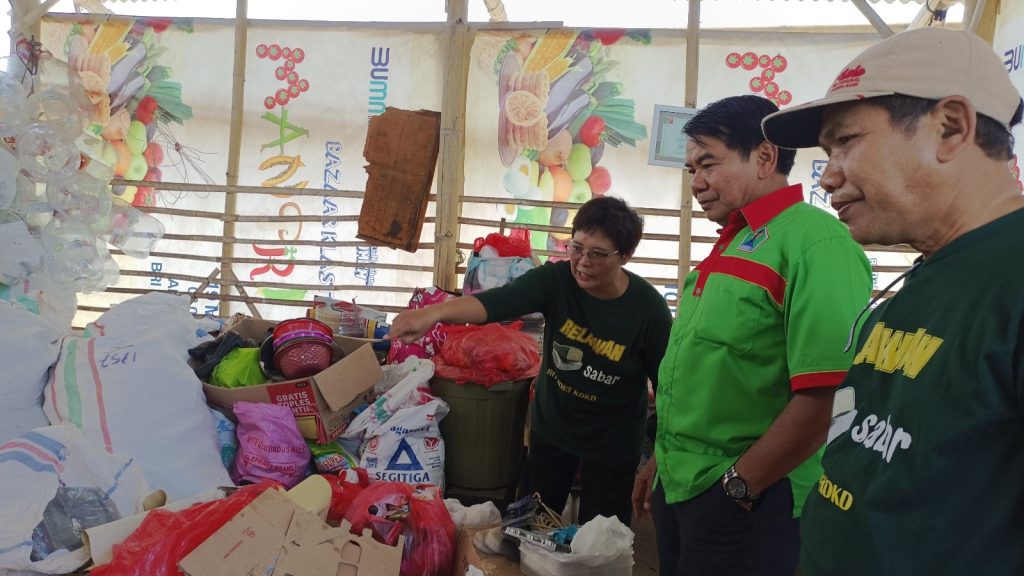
[762,27,1024,574]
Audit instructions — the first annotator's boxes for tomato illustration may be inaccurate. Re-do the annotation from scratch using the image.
[726,52,742,69]
[741,52,758,71]
[578,116,606,148]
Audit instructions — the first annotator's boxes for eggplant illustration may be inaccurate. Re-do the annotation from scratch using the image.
[547,89,591,138]
[544,56,592,119]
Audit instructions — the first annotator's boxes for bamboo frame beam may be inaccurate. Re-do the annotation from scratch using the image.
[850,0,896,38]
[678,0,700,299]
[219,0,249,318]
[434,0,472,291]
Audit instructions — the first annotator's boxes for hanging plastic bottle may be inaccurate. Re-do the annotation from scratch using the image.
[0,70,29,137]
[46,171,112,225]
[0,147,19,209]
[91,196,164,259]
[25,88,83,140]
[41,217,104,291]
[0,212,46,283]
[82,240,120,293]
[16,122,80,182]
[11,172,53,232]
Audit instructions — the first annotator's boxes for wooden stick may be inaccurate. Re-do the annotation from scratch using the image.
[159,233,437,250]
[191,268,222,304]
[678,0,701,307]
[219,0,249,319]
[119,269,418,293]
[109,248,436,272]
[434,0,471,291]
[222,268,261,319]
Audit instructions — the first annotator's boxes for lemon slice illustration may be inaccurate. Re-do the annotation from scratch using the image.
[504,90,544,128]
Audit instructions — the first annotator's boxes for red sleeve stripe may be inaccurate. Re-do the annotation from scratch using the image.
[791,370,847,391]
[714,256,787,307]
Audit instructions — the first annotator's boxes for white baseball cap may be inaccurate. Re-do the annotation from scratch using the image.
[762,27,1023,149]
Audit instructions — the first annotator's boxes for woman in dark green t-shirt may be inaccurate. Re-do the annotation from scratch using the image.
[390,196,672,525]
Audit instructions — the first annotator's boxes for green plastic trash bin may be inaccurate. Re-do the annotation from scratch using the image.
[430,377,530,490]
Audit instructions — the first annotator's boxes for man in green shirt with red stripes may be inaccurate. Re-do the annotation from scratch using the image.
[633,95,872,576]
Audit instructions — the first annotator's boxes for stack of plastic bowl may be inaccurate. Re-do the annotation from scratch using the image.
[272,318,335,379]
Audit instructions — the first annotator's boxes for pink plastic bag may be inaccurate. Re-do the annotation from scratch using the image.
[234,401,311,488]
[344,483,456,576]
[432,322,541,387]
[387,286,456,364]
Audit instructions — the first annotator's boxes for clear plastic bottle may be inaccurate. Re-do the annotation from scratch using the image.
[91,196,164,259]
[46,171,112,225]
[16,122,80,182]
[41,217,104,291]
[0,70,29,137]
[0,146,18,209]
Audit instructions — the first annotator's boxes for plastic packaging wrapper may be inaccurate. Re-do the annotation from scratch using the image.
[91,482,277,576]
[432,322,541,387]
[344,482,456,576]
[308,439,358,474]
[234,401,311,489]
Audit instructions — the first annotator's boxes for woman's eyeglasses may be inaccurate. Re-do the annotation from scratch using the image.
[566,244,620,263]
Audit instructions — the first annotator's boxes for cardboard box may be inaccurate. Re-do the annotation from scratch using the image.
[357,107,441,253]
[202,318,382,444]
[179,488,402,576]
[452,525,523,576]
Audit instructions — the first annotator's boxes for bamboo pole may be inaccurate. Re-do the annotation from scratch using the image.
[971,0,1000,43]
[850,0,895,38]
[221,0,249,317]
[678,0,700,302]
[434,0,471,291]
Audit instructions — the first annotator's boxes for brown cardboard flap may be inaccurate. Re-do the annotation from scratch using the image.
[179,489,402,576]
[315,343,382,413]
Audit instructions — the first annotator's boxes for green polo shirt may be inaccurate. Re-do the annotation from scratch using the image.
[655,184,872,516]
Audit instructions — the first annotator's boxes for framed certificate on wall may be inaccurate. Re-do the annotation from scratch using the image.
[649,104,698,168]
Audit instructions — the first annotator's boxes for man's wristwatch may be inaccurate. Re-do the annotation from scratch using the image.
[722,464,758,503]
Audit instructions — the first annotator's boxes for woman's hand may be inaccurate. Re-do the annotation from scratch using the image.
[387,308,438,343]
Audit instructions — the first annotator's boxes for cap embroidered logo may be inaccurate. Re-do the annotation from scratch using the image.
[831,65,867,91]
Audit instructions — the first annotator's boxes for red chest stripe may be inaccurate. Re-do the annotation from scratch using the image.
[695,255,787,307]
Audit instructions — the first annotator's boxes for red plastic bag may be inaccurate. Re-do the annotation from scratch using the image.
[344,483,456,576]
[322,468,370,524]
[92,482,278,576]
[472,231,532,257]
[432,321,541,386]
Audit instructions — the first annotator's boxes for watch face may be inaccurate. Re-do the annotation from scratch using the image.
[724,476,748,500]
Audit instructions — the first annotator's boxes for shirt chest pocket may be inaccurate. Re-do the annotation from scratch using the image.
[692,274,774,355]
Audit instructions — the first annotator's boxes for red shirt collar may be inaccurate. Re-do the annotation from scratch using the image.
[722,183,804,233]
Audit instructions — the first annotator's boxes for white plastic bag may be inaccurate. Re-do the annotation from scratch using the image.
[340,357,435,454]
[0,425,150,574]
[0,300,61,444]
[43,293,231,500]
[519,515,634,576]
[359,398,449,488]
[444,499,501,531]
